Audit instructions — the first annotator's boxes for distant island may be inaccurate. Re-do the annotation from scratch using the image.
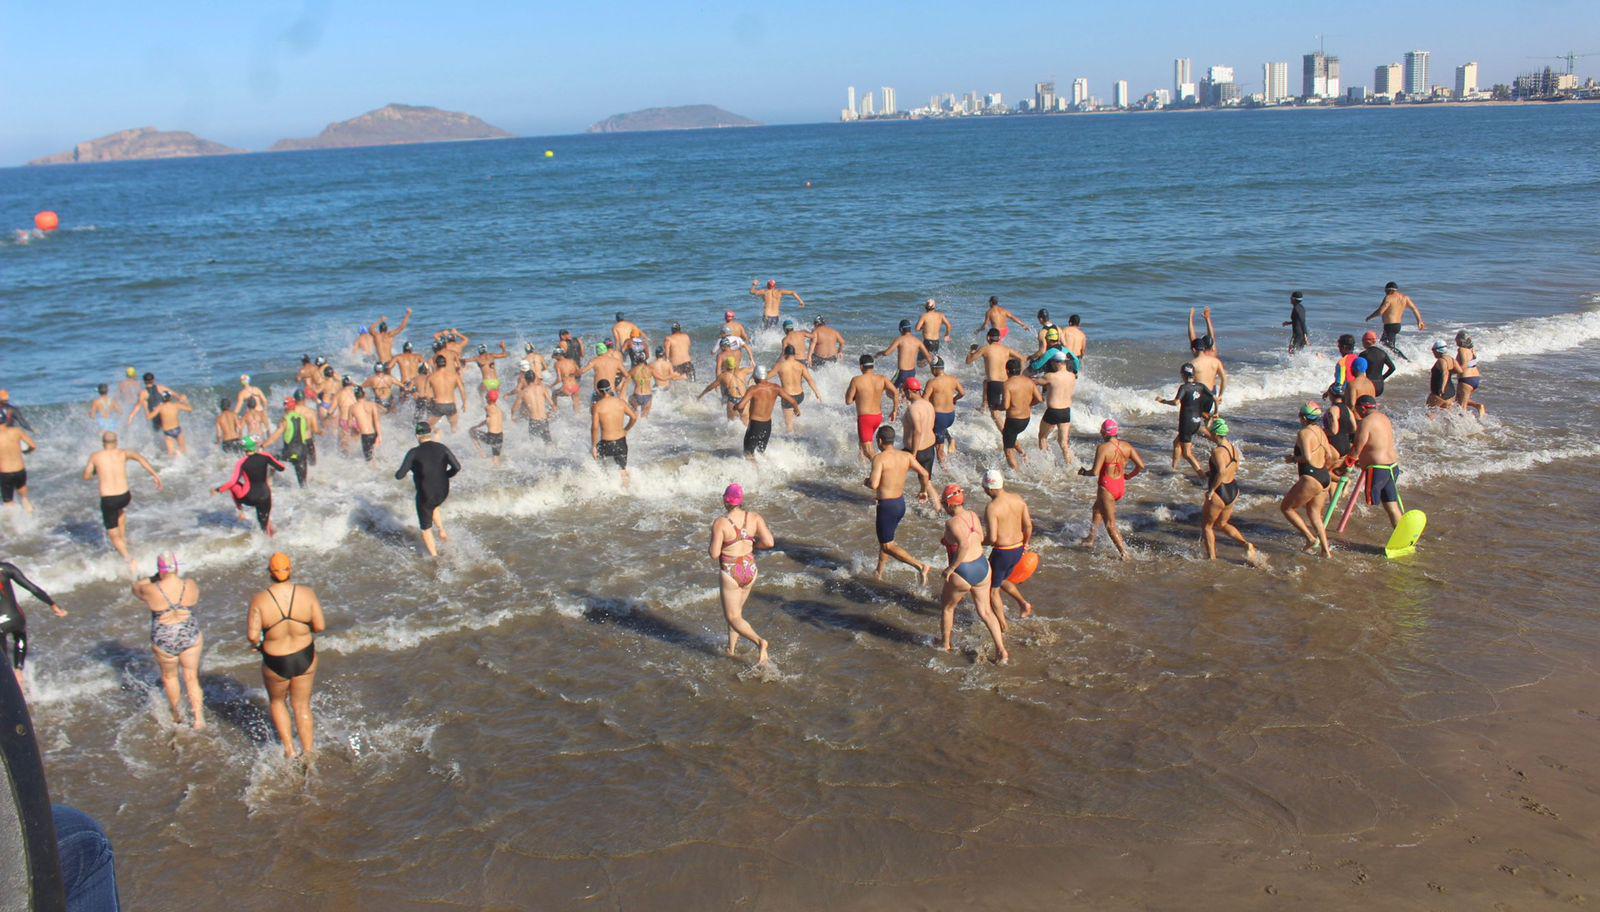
[587,105,760,134]
[29,128,245,166]
[270,103,513,152]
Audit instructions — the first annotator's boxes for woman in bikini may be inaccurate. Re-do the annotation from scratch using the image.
[936,485,1008,663]
[246,553,326,760]
[1078,419,1144,561]
[1453,331,1486,417]
[131,552,206,729]
[1281,402,1337,557]
[1198,418,1258,564]
[708,484,773,665]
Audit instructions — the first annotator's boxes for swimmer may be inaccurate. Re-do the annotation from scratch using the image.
[363,362,400,412]
[369,309,413,362]
[1345,358,1377,407]
[424,354,468,432]
[1358,332,1396,397]
[880,320,934,388]
[1187,306,1219,355]
[780,319,813,363]
[216,398,244,453]
[393,341,424,387]
[580,342,627,397]
[1197,418,1258,564]
[247,553,326,761]
[1349,396,1404,530]
[241,396,270,438]
[664,323,696,379]
[556,329,586,365]
[915,299,951,359]
[1284,291,1309,353]
[846,355,899,461]
[90,384,119,434]
[590,380,638,487]
[936,485,1008,661]
[126,372,179,440]
[697,359,753,424]
[749,278,805,329]
[611,312,649,354]
[1454,331,1486,417]
[1185,309,1228,409]
[901,378,937,480]
[82,432,163,574]
[1366,282,1426,361]
[721,310,752,344]
[331,378,361,453]
[865,425,935,584]
[511,368,555,441]
[115,367,142,412]
[771,346,821,434]
[977,295,1027,342]
[1078,420,1143,561]
[350,388,383,461]
[1426,341,1460,411]
[1321,383,1357,458]
[0,414,38,514]
[979,468,1034,623]
[1156,363,1212,478]
[263,394,319,488]
[232,374,266,416]
[553,347,583,415]
[809,317,846,364]
[0,391,30,433]
[467,341,511,391]
[967,328,1024,432]
[1029,308,1066,366]
[1,559,67,695]
[395,423,462,556]
[1281,402,1337,556]
[709,484,773,664]
[1061,313,1087,363]
[1332,334,1358,389]
[215,436,286,535]
[131,553,205,728]
[924,357,965,468]
[353,325,376,357]
[624,351,656,419]
[650,346,677,389]
[469,390,506,465]
[999,358,1041,470]
[1035,357,1077,463]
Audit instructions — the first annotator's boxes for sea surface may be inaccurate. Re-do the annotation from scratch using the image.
[3,107,1600,909]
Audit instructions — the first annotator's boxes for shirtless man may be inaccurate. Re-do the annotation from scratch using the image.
[215,399,244,454]
[649,348,677,390]
[733,366,800,461]
[469,390,506,466]
[780,320,813,363]
[1345,358,1378,409]
[1036,357,1077,462]
[553,350,582,415]
[772,345,822,433]
[126,372,178,439]
[82,432,163,573]
[1077,420,1144,561]
[880,320,934,389]
[393,342,424,390]
[241,396,270,439]
[1349,396,1405,530]
[333,377,360,453]
[354,325,376,358]
[424,354,467,432]
[924,357,965,468]
[468,342,510,392]
[901,378,937,480]
[0,416,38,514]
[512,369,555,441]
[721,310,751,345]
[967,329,1024,432]
[865,425,935,584]
[697,360,752,423]
[915,299,952,359]
[980,469,1034,625]
[1061,314,1087,364]
[846,355,899,461]
[146,391,194,456]
[295,356,322,392]
[234,374,267,415]
[590,379,639,487]
[1188,306,1219,357]
[624,354,656,419]
[664,323,695,380]
[370,309,412,362]
[556,330,585,366]
[351,387,383,461]
[1365,282,1426,361]
[581,343,627,397]
[436,329,470,372]
[809,317,846,364]
[715,334,752,372]
[363,362,400,413]
[750,279,805,329]
[999,359,1042,470]
[978,295,1028,343]
[611,312,649,354]
[1187,320,1228,413]
[90,384,119,435]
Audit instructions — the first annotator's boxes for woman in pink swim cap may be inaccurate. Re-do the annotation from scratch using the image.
[1077,417,1144,561]
[708,483,775,665]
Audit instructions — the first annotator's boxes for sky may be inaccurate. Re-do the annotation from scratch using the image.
[3,0,1598,164]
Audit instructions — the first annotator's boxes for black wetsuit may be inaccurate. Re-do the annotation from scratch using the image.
[1359,345,1396,397]
[1288,301,1308,352]
[1175,381,1213,443]
[280,412,314,487]
[1,561,55,670]
[235,453,286,530]
[395,440,460,530]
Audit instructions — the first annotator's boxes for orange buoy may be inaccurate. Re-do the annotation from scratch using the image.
[1008,550,1039,585]
[34,210,59,232]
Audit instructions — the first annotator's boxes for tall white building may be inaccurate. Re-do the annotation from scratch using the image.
[1403,50,1430,96]
[1174,58,1193,98]
[1034,81,1056,113]
[1263,61,1290,102]
[1113,80,1130,108]
[1455,62,1479,98]
[881,86,897,115]
[1207,65,1234,84]
[847,86,856,114]
[860,91,876,117]
[984,92,1003,109]
[1179,82,1197,103]
[1302,52,1340,99]
[1374,63,1403,97]
[1072,78,1089,107]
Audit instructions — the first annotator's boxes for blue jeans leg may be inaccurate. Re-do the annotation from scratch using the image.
[53,805,121,912]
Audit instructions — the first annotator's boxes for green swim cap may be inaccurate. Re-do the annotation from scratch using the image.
[1300,402,1322,421]
[242,436,259,453]
[1209,417,1229,437]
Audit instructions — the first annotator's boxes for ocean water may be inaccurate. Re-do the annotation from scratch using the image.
[3,107,1600,909]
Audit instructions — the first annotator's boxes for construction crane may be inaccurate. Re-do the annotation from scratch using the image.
[1526,52,1598,75]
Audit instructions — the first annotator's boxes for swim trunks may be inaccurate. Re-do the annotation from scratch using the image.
[744,419,772,456]
[875,496,906,544]
[1001,415,1030,450]
[162,427,182,440]
[1381,322,1402,345]
[781,391,805,411]
[1364,464,1401,505]
[100,491,131,529]
[630,394,652,410]
[915,446,935,477]
[527,418,551,441]
[924,339,941,354]
[763,316,780,329]
[0,471,25,503]
[1042,406,1071,426]
[988,544,1025,584]
[430,401,457,418]
[673,362,695,379]
[857,413,884,444]
[895,368,915,388]
[360,433,378,461]
[933,411,956,444]
[597,437,628,469]
[984,380,1005,411]
[220,438,244,454]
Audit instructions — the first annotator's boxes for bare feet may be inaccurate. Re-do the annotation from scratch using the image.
[1245,544,1263,567]
[1019,602,1034,619]
[193,717,206,731]
[1301,540,1321,555]
[756,639,769,665]
[918,564,931,588]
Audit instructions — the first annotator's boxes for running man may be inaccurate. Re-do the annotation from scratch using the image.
[1,560,67,694]
[915,299,951,358]
[865,425,935,584]
[82,432,163,573]
[1197,418,1258,564]
[215,437,286,535]
[424,354,468,432]
[1365,282,1426,361]
[1349,396,1404,530]
[925,356,965,468]
[0,415,38,514]
[709,484,773,665]
[370,309,413,363]
[978,295,1028,342]
[732,366,799,461]
[591,379,638,487]
[780,320,813,363]
[846,355,899,461]
[1078,420,1143,561]
[967,328,1024,432]
[1061,314,1087,364]
[1156,363,1213,477]
[215,398,244,453]
[901,378,937,481]
[772,345,822,433]
[1188,306,1219,356]
[263,394,319,488]
[351,388,383,461]
[979,468,1034,624]
[750,279,805,328]
[1187,320,1228,413]
[721,310,752,345]
[512,368,555,441]
[935,484,1008,662]
[880,320,933,389]
[810,317,846,364]
[999,358,1042,470]
[395,423,461,557]
[1284,291,1308,353]
[1345,358,1377,407]
[664,323,696,380]
[1035,356,1077,463]
[611,312,648,355]
[1282,402,1336,557]
[469,389,506,465]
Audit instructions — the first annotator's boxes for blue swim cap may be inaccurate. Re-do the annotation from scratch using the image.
[1353,357,1369,374]
[359,325,370,334]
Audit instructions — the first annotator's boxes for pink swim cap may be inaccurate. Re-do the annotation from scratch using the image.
[723,483,744,506]
[1101,419,1119,437]
[156,552,179,575]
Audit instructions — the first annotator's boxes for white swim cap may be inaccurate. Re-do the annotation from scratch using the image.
[982,469,1004,490]
[753,365,768,381]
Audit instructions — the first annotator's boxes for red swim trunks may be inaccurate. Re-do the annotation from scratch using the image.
[857,413,884,444]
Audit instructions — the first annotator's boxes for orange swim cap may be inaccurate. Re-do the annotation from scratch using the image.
[268,552,292,581]
[941,484,965,507]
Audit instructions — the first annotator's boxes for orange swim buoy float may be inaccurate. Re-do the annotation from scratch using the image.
[34,210,59,232]
[1008,550,1039,585]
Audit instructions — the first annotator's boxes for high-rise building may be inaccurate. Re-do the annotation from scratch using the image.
[1072,78,1089,107]
[1154,88,1172,107]
[1034,81,1056,113]
[847,86,857,114]
[1326,57,1341,98]
[1403,50,1430,96]
[881,87,897,115]
[1374,63,1403,97]
[985,92,1003,109]
[1302,52,1340,99]
[1174,58,1193,98]
[1263,61,1290,102]
[860,92,876,117]
[1455,62,1479,98]
[1113,80,1130,108]
[1179,82,1197,103]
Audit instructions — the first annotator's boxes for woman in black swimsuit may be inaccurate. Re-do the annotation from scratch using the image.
[246,553,326,760]
[1198,419,1258,564]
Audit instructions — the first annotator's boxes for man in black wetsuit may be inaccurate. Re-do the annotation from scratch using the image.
[1358,331,1396,397]
[395,423,461,558]
[1283,291,1309,353]
[216,437,286,535]
[1,560,67,693]
[1157,363,1213,478]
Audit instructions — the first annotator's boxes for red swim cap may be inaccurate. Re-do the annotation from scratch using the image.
[903,377,923,392]
[942,484,965,507]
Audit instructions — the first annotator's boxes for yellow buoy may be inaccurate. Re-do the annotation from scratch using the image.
[544,150,554,158]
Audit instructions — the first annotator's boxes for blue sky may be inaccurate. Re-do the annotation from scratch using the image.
[3,0,1596,163]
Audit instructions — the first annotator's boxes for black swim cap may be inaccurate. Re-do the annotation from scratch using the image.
[354,387,366,399]
[323,366,335,377]
[219,397,230,410]
[143,372,156,382]
[1385,282,1398,291]
[859,354,875,368]
[899,319,912,332]
[671,322,682,332]
[377,321,388,333]
[301,355,311,364]
[1037,308,1050,321]
[97,383,109,395]
[615,312,625,322]
[986,328,1000,339]
[1291,291,1304,301]
[161,391,172,402]
[1199,334,1213,350]
[1068,314,1080,326]
[988,295,999,305]
[1356,395,1378,410]
[930,356,945,370]
[477,344,488,354]
[784,344,796,356]
[414,422,431,435]
[596,379,611,391]
[435,355,447,367]
[402,342,413,353]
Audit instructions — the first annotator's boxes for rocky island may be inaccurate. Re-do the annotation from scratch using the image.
[270,103,514,152]
[587,105,761,134]
[29,128,245,166]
